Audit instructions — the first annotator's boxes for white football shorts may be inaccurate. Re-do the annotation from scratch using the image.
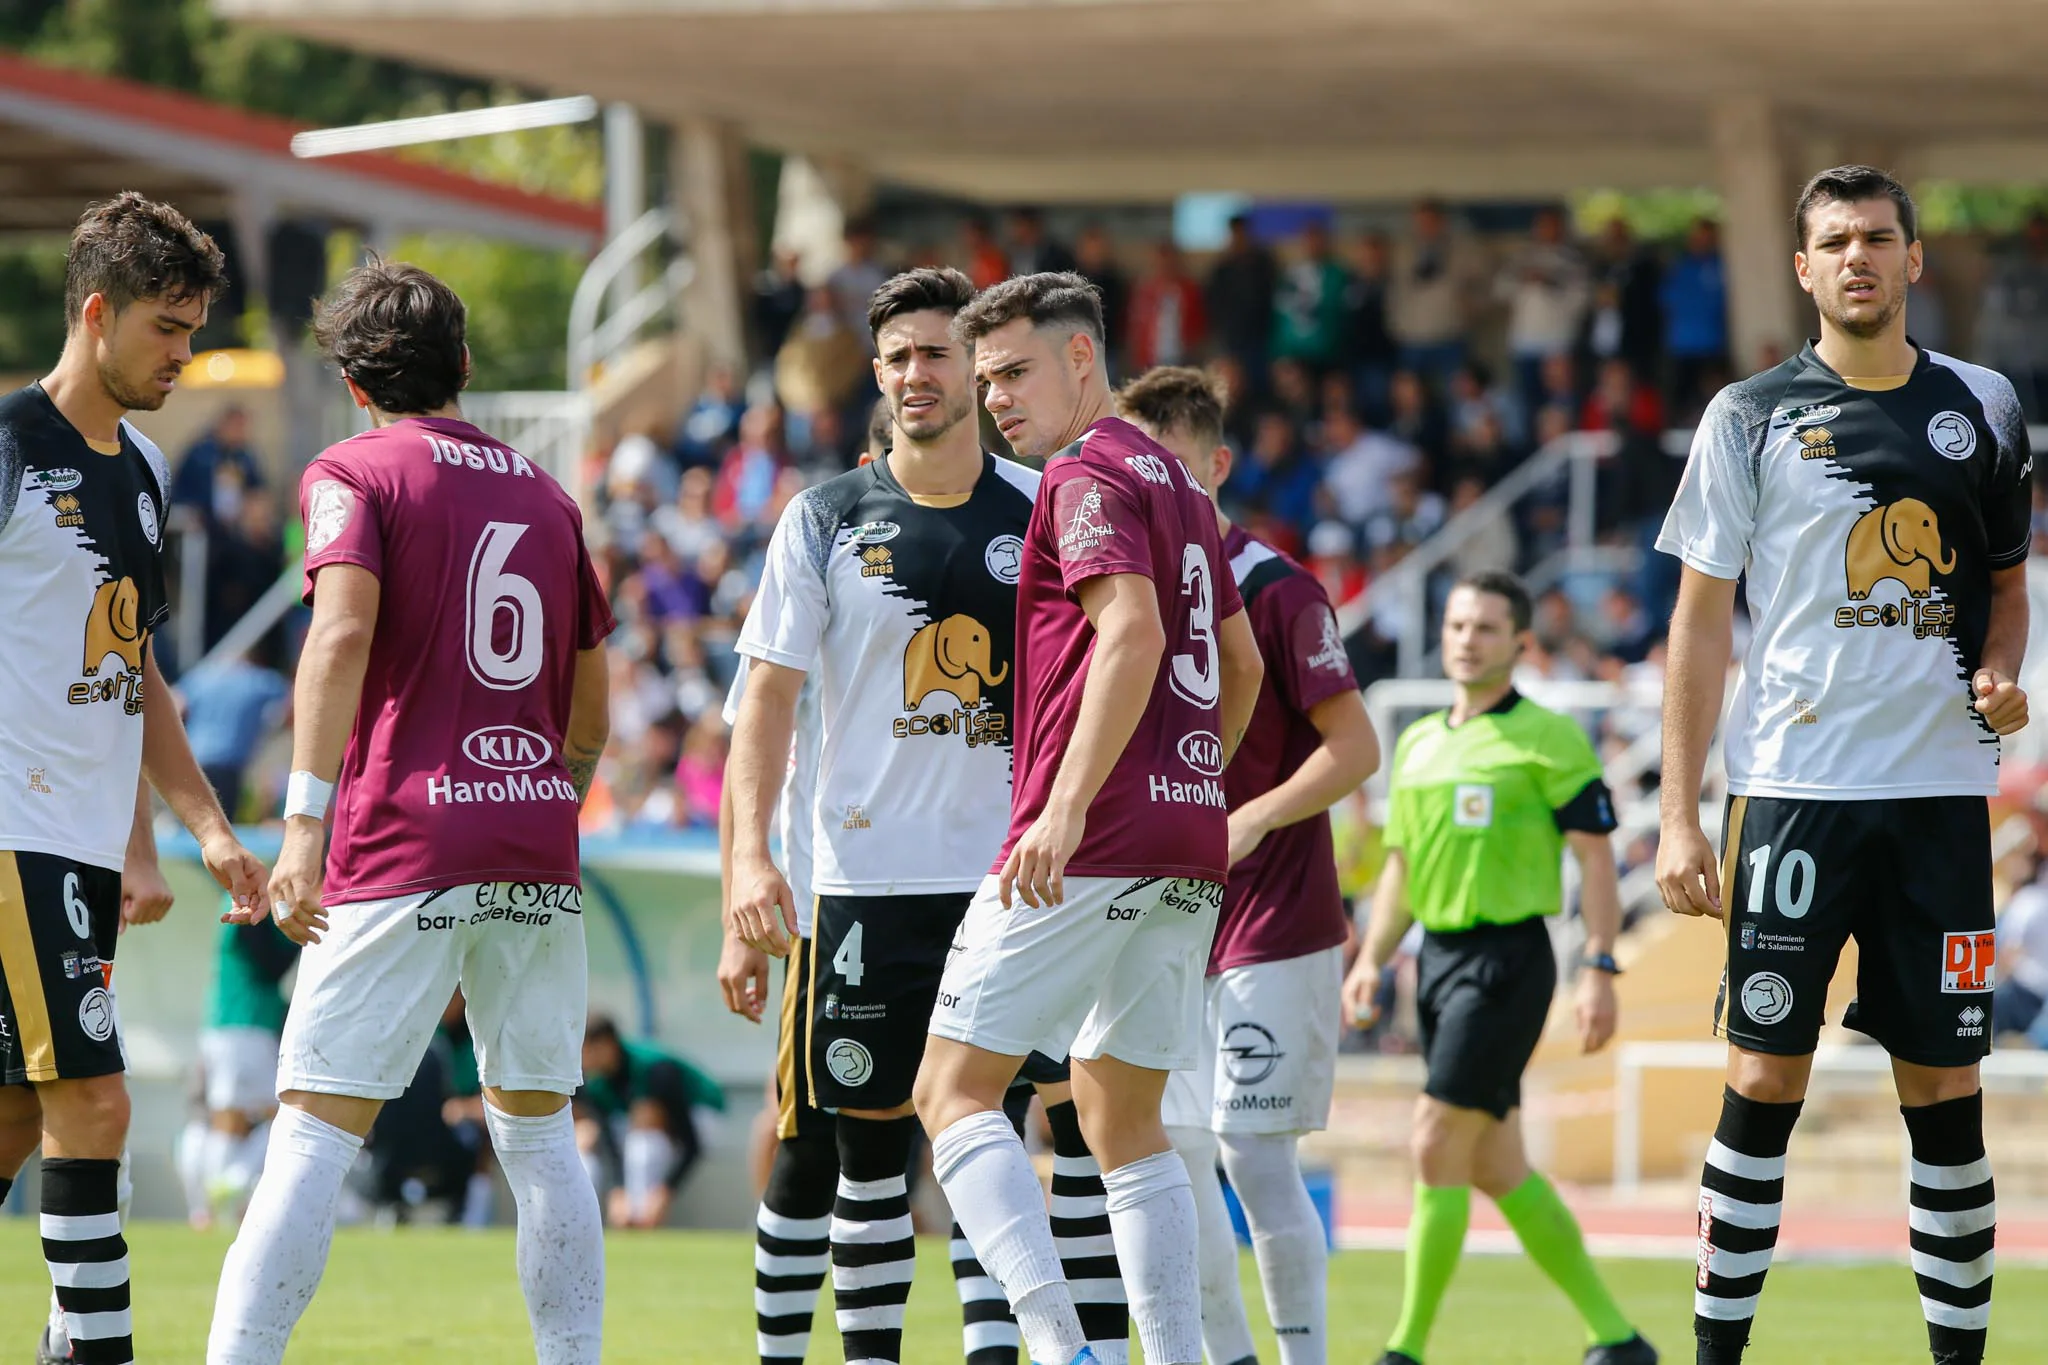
[1160,945,1343,1135]
[198,1026,281,1116]
[279,881,587,1100]
[929,873,1222,1072]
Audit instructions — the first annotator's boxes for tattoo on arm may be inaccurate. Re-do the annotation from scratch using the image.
[566,741,603,805]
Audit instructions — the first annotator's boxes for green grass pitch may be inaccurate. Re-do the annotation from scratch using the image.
[3,1223,2042,1362]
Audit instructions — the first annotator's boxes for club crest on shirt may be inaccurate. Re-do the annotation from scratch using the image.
[1056,479,1116,558]
[1927,411,1977,461]
[305,479,355,555]
[137,491,159,546]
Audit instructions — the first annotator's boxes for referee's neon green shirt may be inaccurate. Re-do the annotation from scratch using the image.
[1382,689,1613,934]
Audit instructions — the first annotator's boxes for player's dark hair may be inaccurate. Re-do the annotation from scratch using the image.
[585,1014,621,1047]
[63,192,227,331]
[1115,366,1226,449]
[867,266,976,341]
[312,256,468,415]
[1794,165,1918,248]
[1454,569,1533,633]
[952,271,1104,346]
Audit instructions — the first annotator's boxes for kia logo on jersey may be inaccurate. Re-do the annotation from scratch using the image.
[1177,729,1224,776]
[462,724,554,772]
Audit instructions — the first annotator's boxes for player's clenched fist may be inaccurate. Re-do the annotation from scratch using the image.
[1973,668,2028,736]
[731,857,797,958]
[1655,821,1722,919]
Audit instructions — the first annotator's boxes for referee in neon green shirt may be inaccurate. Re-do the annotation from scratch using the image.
[1342,570,1656,1365]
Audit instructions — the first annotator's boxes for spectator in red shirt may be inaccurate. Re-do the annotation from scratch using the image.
[1128,241,1209,371]
[712,403,788,530]
[961,216,1010,290]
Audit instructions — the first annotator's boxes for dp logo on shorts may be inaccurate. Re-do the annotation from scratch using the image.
[825,1038,873,1087]
[1942,932,1996,993]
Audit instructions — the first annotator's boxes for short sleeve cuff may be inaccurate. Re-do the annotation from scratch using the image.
[1062,558,1153,594]
[736,638,815,672]
[1988,537,2031,570]
[1553,778,1619,835]
[1652,533,1743,580]
[301,550,383,604]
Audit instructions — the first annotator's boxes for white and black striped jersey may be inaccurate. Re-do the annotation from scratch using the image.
[1658,342,2032,799]
[0,383,171,869]
[739,453,1039,895]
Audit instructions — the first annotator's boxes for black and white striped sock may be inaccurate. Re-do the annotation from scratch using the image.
[756,1128,837,1364]
[831,1115,920,1365]
[954,1219,1022,1364]
[1693,1087,1802,1364]
[42,1157,132,1365]
[1045,1100,1128,1364]
[1903,1092,1995,1365]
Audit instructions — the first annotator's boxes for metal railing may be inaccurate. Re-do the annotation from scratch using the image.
[459,391,593,490]
[566,206,692,390]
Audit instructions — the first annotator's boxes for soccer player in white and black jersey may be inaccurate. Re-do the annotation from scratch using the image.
[0,194,268,1365]
[729,268,1126,1365]
[1658,166,2030,1365]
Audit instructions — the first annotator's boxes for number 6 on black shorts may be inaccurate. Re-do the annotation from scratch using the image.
[1714,794,1995,1066]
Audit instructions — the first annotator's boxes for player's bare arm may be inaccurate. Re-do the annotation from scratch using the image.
[1226,687,1379,867]
[1656,566,1738,918]
[1342,849,1412,1028]
[564,646,610,803]
[1215,604,1264,766]
[262,563,381,946]
[728,657,803,957]
[140,641,265,919]
[715,761,770,1022]
[1568,830,1622,1054]
[121,771,175,929]
[1001,570,1164,911]
[1973,564,2030,735]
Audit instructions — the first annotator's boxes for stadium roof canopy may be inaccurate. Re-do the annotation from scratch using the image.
[210,0,2048,203]
[0,48,602,249]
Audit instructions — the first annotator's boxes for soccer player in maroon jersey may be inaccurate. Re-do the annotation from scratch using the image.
[914,274,1265,1365]
[1118,366,1381,1365]
[206,260,615,1365]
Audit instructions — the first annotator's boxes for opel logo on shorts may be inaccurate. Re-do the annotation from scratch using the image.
[825,1038,873,1087]
[77,987,116,1043]
[1220,1021,1283,1086]
[1740,972,1794,1026]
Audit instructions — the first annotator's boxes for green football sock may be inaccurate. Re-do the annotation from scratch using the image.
[1495,1171,1634,1346]
[1388,1182,1470,1361]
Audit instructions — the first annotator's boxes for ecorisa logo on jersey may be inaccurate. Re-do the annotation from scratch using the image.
[1176,730,1224,776]
[1833,498,1957,639]
[462,725,553,772]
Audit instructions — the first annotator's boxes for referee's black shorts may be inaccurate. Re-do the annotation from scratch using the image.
[1416,915,1556,1120]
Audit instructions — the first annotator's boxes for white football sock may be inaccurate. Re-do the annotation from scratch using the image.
[1168,1125,1259,1365]
[461,1171,496,1228]
[932,1109,1088,1365]
[206,1106,362,1365]
[1221,1131,1327,1365]
[228,1121,272,1199]
[622,1127,675,1220]
[486,1103,605,1365]
[176,1119,212,1224]
[1102,1149,1203,1365]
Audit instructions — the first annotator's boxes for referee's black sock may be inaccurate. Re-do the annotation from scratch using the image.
[755,1124,838,1365]
[1903,1092,1995,1365]
[42,1157,132,1365]
[1045,1098,1129,1363]
[831,1113,921,1364]
[1693,1087,1801,1365]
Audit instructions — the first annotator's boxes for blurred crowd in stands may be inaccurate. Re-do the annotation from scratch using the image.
[167,201,2048,843]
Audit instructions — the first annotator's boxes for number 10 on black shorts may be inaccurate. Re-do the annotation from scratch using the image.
[1714,794,1995,1067]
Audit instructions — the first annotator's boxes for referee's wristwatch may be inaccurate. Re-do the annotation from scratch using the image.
[1581,952,1623,975]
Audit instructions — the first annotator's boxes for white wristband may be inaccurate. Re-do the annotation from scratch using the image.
[284,771,335,821]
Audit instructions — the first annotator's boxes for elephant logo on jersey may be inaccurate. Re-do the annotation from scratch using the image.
[904,614,1008,711]
[1844,498,1953,600]
[82,577,145,676]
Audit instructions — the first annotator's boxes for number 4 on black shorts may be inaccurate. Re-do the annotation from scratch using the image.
[1714,794,1995,1067]
[0,851,124,1086]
